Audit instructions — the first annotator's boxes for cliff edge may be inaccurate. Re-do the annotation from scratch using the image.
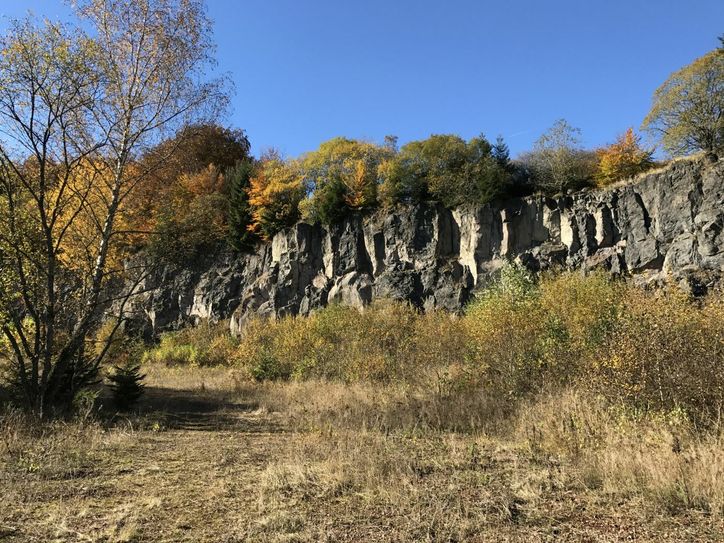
[123,157,723,337]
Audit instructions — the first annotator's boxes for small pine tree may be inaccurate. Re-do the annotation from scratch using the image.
[492,135,511,169]
[226,159,256,251]
[108,363,146,411]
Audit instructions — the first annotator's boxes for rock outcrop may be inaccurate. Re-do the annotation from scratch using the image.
[123,157,724,337]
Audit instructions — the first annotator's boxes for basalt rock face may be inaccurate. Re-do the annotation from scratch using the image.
[123,158,723,337]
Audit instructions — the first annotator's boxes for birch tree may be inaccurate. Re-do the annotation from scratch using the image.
[0,0,227,415]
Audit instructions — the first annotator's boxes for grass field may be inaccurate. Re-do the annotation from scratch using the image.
[2,272,723,542]
[2,364,722,543]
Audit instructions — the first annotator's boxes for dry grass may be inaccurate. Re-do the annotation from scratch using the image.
[2,271,723,541]
[2,371,724,542]
[517,390,724,516]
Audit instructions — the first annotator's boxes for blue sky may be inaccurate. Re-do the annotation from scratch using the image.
[2,1,722,158]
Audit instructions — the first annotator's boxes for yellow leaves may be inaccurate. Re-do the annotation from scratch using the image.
[177,164,225,200]
[301,137,390,220]
[642,49,724,157]
[342,159,377,210]
[247,159,305,240]
[595,128,654,186]
[52,159,138,274]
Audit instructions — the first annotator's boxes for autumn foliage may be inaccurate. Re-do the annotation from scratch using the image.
[595,128,655,186]
[300,138,391,223]
[247,158,305,240]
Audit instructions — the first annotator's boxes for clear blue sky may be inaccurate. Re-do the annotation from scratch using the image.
[2,1,722,158]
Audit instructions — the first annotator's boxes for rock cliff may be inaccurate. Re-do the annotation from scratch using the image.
[123,157,723,337]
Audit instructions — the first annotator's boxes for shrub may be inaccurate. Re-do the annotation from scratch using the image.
[139,268,724,430]
[142,321,237,367]
[592,288,724,421]
[233,314,315,381]
[463,266,547,402]
[107,363,146,411]
[233,302,420,382]
[536,271,625,381]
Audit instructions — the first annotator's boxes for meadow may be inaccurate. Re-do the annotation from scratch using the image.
[2,269,723,542]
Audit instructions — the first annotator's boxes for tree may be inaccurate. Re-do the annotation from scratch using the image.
[0,19,107,414]
[107,362,145,411]
[148,165,229,263]
[301,138,390,224]
[465,134,511,205]
[126,124,251,261]
[383,135,399,154]
[226,160,256,252]
[595,128,654,186]
[642,49,723,160]
[492,135,511,169]
[522,119,596,194]
[135,124,250,226]
[247,159,305,240]
[0,0,227,416]
[378,134,510,208]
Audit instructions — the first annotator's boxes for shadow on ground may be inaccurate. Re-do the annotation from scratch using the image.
[109,386,281,433]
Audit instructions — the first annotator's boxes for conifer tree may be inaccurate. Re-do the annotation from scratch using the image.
[226,160,256,251]
[492,135,511,169]
[108,363,146,411]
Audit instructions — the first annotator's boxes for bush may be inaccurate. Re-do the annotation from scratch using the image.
[233,303,417,382]
[107,363,146,411]
[233,301,471,385]
[143,321,237,367]
[592,289,724,420]
[140,269,724,428]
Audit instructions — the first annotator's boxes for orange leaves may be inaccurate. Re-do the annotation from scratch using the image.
[51,159,136,274]
[247,159,305,240]
[595,128,654,186]
[178,164,226,199]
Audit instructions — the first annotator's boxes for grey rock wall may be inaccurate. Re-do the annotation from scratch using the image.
[122,157,723,337]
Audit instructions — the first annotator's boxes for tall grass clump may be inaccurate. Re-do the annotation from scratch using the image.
[142,321,237,367]
[516,390,724,516]
[233,301,466,383]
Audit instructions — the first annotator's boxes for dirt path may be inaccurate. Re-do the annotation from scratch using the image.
[2,389,287,542]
